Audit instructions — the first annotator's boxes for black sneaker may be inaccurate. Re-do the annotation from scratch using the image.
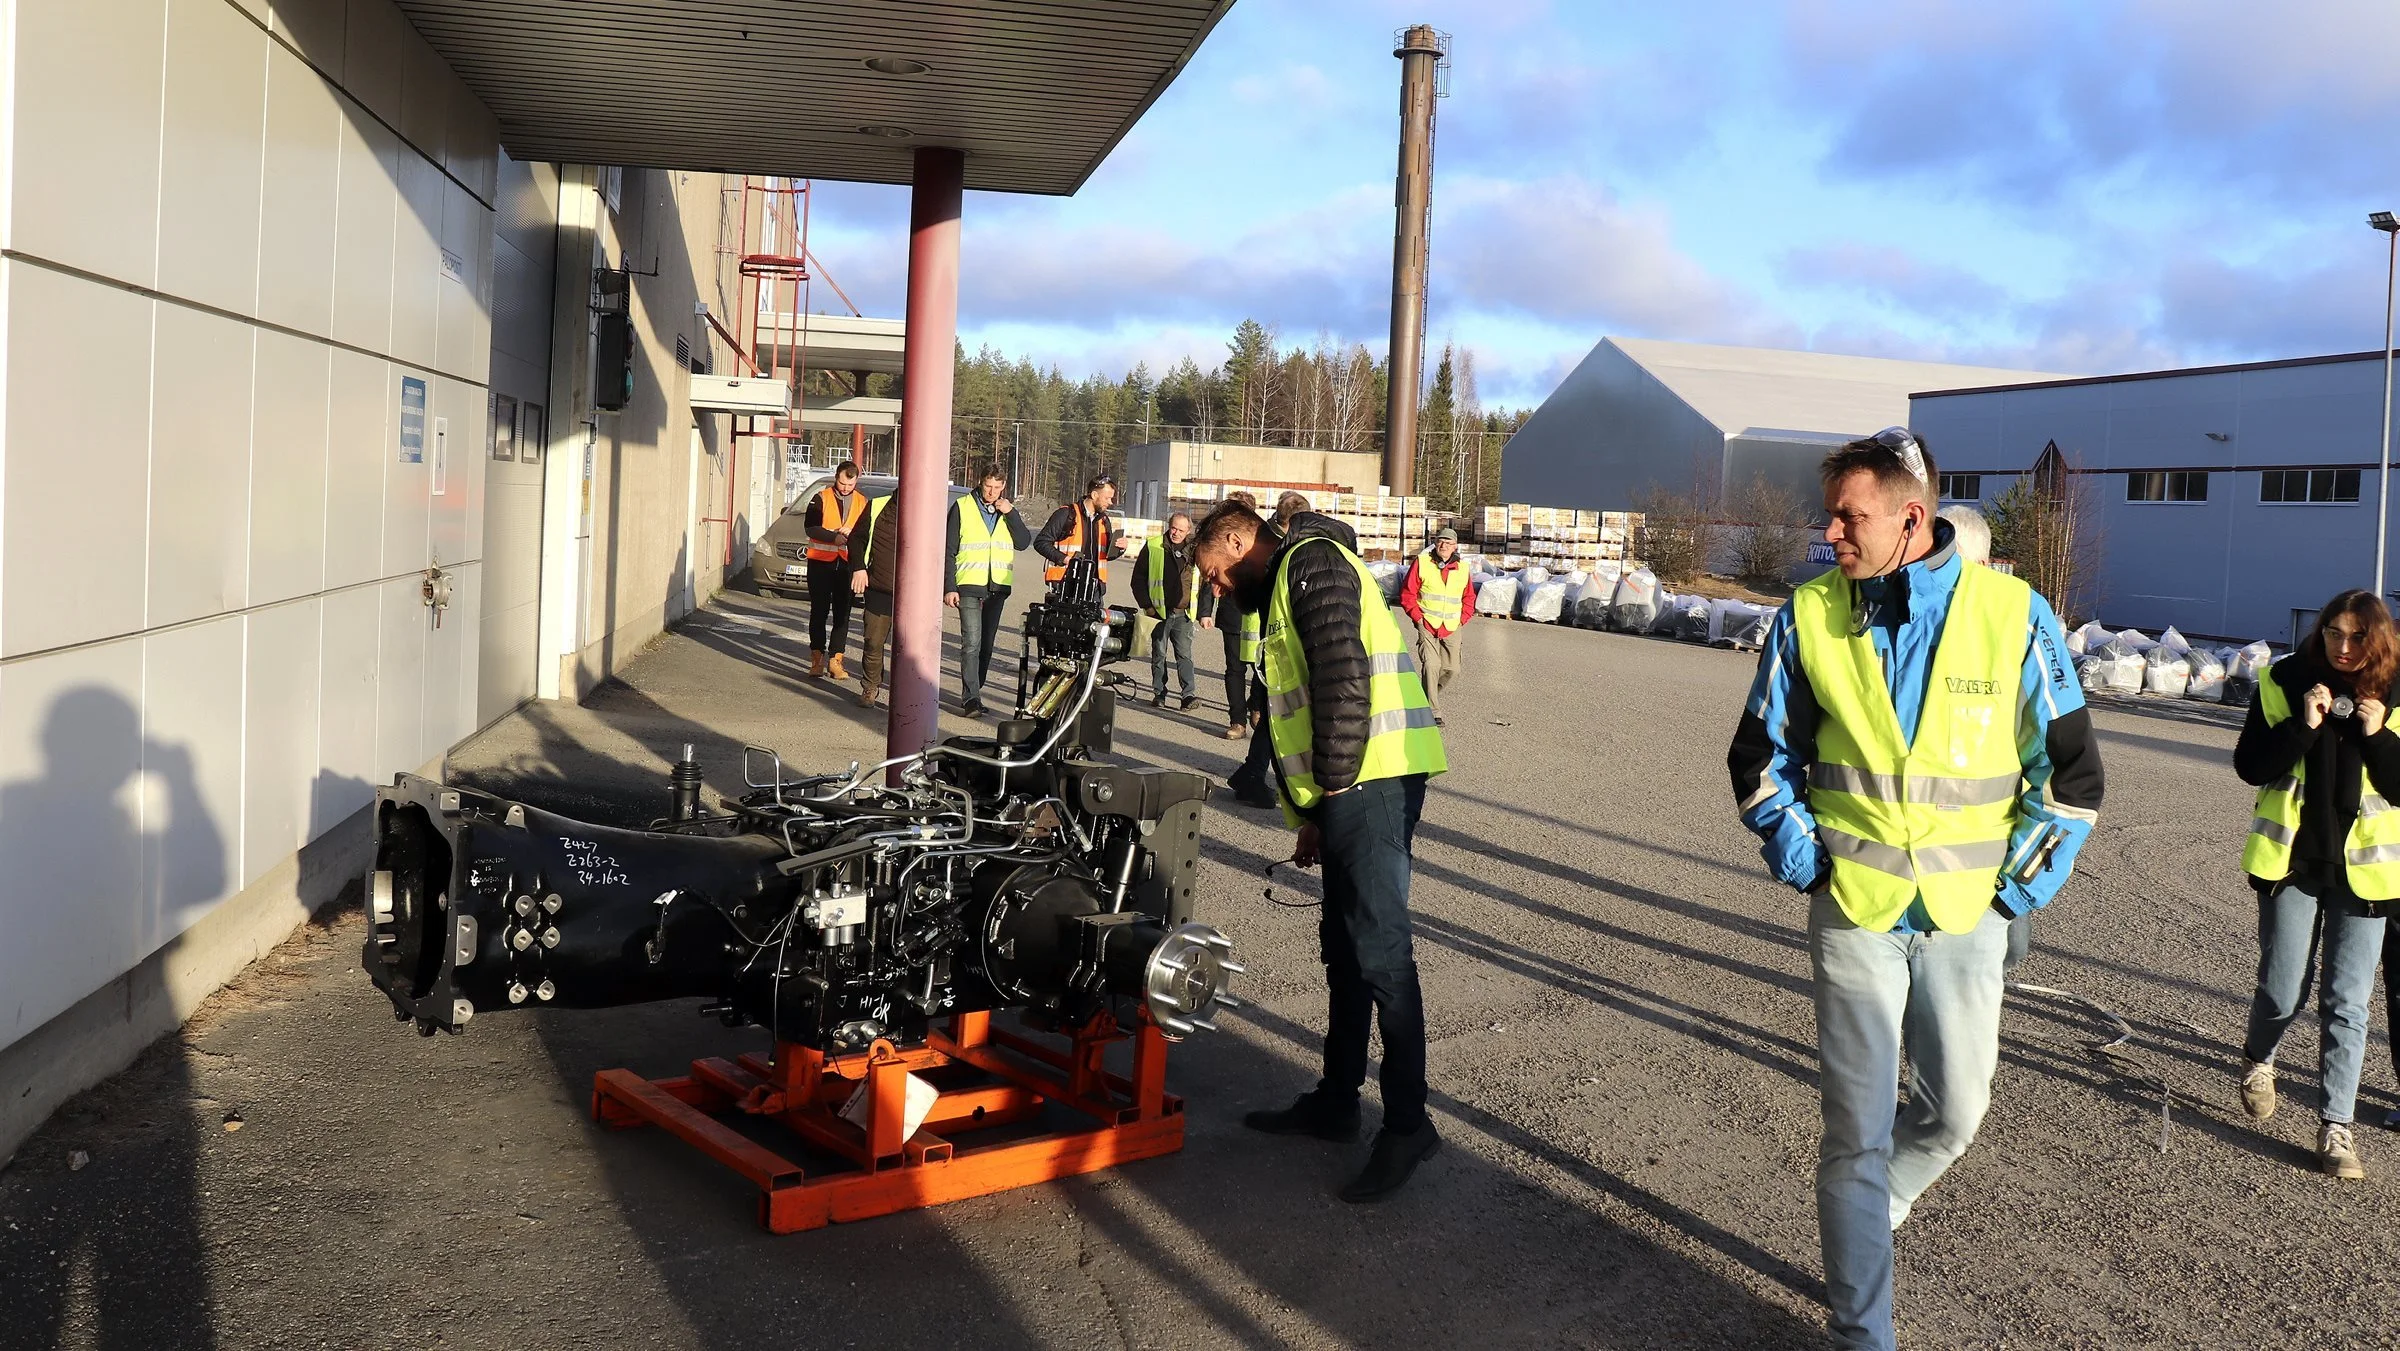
[1339,1120,1440,1202]
[960,699,986,719]
[1432,714,1444,727]
[1181,694,1200,710]
[1150,693,1168,708]
[1230,781,1281,810]
[1242,1091,1361,1143]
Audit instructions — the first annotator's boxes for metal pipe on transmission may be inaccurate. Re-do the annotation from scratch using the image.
[1383,24,1446,499]
[890,146,965,778]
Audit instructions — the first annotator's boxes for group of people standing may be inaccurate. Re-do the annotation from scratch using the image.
[788,465,1473,1204]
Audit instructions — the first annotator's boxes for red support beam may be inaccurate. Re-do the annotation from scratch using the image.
[889,146,964,774]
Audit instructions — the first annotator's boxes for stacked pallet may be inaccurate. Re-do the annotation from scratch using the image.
[1165,482,1432,561]
[1462,506,1641,572]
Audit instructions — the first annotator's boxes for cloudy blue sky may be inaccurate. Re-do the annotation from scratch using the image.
[803,0,2400,410]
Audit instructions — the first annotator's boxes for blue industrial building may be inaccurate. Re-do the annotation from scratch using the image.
[1911,349,2397,646]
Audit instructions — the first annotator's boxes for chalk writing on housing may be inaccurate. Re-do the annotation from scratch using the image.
[560,838,631,889]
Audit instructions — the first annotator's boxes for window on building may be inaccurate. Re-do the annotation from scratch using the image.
[2126,470,2208,503]
[2260,468,2362,504]
[1937,473,1980,501]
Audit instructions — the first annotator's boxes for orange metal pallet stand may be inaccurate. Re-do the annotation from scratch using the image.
[591,1009,1184,1233]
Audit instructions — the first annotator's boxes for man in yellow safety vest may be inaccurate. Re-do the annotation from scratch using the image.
[1192,498,1449,1203]
[1726,428,2104,1351]
[1399,526,1476,727]
[944,467,1031,718]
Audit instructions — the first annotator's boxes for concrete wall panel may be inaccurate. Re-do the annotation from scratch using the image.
[381,364,432,577]
[314,583,381,828]
[372,574,426,783]
[146,306,257,628]
[256,45,343,336]
[250,330,333,606]
[0,269,154,658]
[159,0,269,317]
[338,0,407,126]
[0,637,147,1048]
[8,0,164,286]
[268,0,346,74]
[396,19,449,170]
[391,151,445,373]
[330,111,402,353]
[242,596,323,889]
[140,616,247,946]
[324,348,391,589]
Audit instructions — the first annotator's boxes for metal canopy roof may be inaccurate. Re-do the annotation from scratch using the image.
[393,0,1236,195]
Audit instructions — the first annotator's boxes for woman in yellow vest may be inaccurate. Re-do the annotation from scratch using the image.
[2231,589,2400,1179]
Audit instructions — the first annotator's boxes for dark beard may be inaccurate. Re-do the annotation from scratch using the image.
[1230,562,1273,615]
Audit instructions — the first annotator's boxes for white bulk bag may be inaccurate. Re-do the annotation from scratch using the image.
[1609,568,1661,632]
[2185,646,2228,702]
[1671,597,1714,642]
[1478,572,1520,617]
[2104,652,2145,694]
[1518,577,1570,624]
[1368,559,1407,603]
[2144,654,2191,697]
[1570,565,1621,629]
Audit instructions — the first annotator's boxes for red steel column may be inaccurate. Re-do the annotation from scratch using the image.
[887,146,964,773]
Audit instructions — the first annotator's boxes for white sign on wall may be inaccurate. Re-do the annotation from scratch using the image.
[398,376,427,463]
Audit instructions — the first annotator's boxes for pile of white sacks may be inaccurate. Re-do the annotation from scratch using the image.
[2068,623,2271,705]
[1461,561,1776,651]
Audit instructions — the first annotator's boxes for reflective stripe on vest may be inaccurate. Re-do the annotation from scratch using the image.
[806,487,868,562]
[1044,507,1112,583]
[1791,562,2030,934]
[1416,552,1468,630]
[954,496,1014,588]
[2241,661,2400,898]
[1263,538,1447,827]
[1141,535,1196,617]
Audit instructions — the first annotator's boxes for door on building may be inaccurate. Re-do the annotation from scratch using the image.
[477,153,558,727]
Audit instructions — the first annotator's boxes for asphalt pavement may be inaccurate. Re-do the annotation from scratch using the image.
[3,577,2396,1350]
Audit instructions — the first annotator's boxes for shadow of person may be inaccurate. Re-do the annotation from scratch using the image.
[0,685,223,1350]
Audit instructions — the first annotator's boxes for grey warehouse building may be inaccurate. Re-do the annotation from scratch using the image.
[1913,349,2400,645]
[1500,337,2068,514]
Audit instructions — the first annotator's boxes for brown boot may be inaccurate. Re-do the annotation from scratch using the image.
[858,685,879,709]
[829,654,848,681]
[809,651,827,678]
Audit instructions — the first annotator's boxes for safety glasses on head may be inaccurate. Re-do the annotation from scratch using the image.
[1866,426,1929,486]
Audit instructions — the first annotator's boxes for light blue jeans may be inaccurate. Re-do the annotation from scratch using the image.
[2241,877,2387,1125]
[1809,893,2009,1351]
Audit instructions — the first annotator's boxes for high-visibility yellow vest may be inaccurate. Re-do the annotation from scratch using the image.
[1239,608,1261,666]
[1416,552,1469,631]
[2241,661,2400,899]
[954,496,1015,588]
[1263,536,1447,828]
[1141,536,1197,618]
[1791,562,2029,934]
[807,487,868,562]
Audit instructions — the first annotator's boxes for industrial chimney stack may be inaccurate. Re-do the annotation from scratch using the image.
[1383,24,1449,499]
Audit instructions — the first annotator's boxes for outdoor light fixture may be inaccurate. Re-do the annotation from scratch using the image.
[857,125,915,139]
[2375,212,2400,598]
[863,56,932,75]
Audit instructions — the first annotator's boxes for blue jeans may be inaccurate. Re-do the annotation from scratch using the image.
[1150,612,1196,699]
[1809,894,2008,1351]
[1311,774,1430,1134]
[2241,877,2387,1125]
[956,587,1009,705]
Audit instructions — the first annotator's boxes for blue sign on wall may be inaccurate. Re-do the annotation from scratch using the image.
[398,376,427,464]
[1805,539,1836,566]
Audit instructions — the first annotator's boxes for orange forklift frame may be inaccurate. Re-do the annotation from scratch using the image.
[591,1008,1184,1233]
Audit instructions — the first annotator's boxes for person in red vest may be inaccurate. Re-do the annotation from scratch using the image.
[803,461,868,680]
[1398,527,1476,728]
[1034,474,1127,584]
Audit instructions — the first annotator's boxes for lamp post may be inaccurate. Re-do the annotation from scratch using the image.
[2373,211,2399,602]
